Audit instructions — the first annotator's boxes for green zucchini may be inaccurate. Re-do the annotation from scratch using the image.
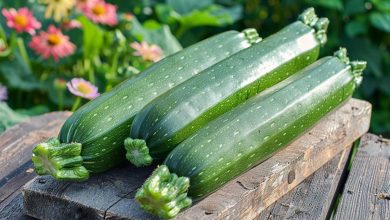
[135,48,366,218]
[125,8,329,167]
[31,29,261,181]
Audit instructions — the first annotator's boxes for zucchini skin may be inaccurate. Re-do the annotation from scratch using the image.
[31,29,260,181]
[135,48,366,218]
[127,8,329,166]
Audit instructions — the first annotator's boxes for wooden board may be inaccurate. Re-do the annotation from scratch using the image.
[333,133,390,220]
[0,112,71,220]
[257,146,352,220]
[22,98,371,220]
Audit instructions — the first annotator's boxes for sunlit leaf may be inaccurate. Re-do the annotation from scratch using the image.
[130,18,182,56]
[369,12,390,32]
[167,0,213,14]
[78,16,104,59]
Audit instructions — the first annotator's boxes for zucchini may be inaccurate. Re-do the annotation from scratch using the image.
[31,29,261,181]
[125,8,329,167]
[135,48,366,218]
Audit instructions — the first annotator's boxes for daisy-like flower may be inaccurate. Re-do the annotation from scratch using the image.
[130,41,163,62]
[43,0,76,22]
[67,78,99,100]
[0,84,8,102]
[29,25,76,62]
[81,0,118,26]
[1,7,41,35]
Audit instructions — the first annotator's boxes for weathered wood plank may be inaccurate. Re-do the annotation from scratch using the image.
[0,111,71,179]
[257,146,352,220]
[24,165,154,220]
[333,133,390,220]
[22,98,371,220]
[0,111,70,220]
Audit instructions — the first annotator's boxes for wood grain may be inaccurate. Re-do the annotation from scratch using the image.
[0,112,70,220]
[257,146,352,220]
[22,98,371,220]
[0,111,71,179]
[333,133,390,220]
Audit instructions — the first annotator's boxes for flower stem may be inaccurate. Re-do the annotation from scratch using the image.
[57,89,64,111]
[16,37,31,69]
[175,25,189,39]
[0,23,6,40]
[71,97,82,112]
[84,59,95,84]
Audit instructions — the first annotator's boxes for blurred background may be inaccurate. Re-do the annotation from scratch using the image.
[0,0,389,136]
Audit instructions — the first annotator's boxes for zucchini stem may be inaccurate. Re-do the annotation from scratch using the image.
[124,138,153,167]
[31,137,89,181]
[135,165,192,219]
[334,47,367,86]
[298,8,329,46]
[242,28,262,45]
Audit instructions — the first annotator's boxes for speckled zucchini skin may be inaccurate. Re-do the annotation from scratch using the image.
[134,48,366,219]
[165,50,365,198]
[31,29,260,181]
[64,31,258,173]
[128,10,328,165]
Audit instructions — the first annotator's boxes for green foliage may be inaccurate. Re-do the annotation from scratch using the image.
[130,17,182,55]
[78,16,105,60]
[0,102,28,134]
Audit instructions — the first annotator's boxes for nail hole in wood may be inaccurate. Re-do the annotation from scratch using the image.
[288,170,295,184]
[205,211,213,215]
[38,178,46,184]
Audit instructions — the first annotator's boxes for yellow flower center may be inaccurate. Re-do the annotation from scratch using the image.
[14,14,28,27]
[92,4,106,16]
[47,34,62,46]
[76,82,93,94]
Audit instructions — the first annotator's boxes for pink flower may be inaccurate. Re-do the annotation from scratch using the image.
[76,0,89,11]
[61,19,82,30]
[29,25,76,62]
[81,0,118,26]
[130,41,163,62]
[1,7,41,35]
[67,78,99,100]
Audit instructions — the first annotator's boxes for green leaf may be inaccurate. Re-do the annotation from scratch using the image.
[78,16,104,59]
[345,20,367,37]
[306,0,343,10]
[167,0,213,14]
[342,38,383,77]
[369,12,390,32]
[0,50,41,91]
[130,18,182,56]
[155,4,181,25]
[371,0,390,12]
[379,76,390,96]
[344,0,366,16]
[0,102,28,134]
[178,5,237,28]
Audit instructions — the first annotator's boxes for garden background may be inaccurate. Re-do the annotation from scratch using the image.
[0,0,389,137]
